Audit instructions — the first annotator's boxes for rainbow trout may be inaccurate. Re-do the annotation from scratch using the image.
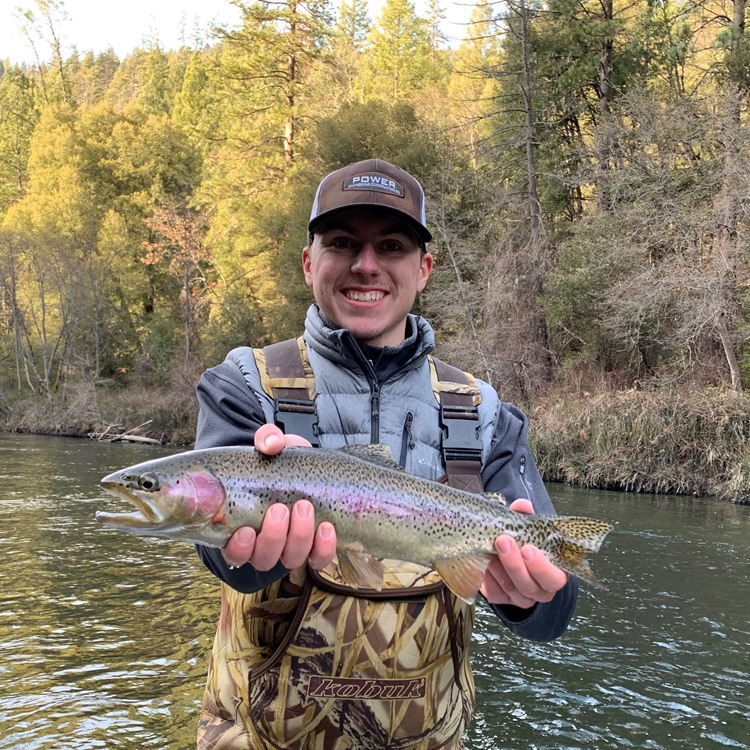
[97,444,613,602]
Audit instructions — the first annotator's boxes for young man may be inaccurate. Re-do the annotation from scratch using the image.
[194,159,578,749]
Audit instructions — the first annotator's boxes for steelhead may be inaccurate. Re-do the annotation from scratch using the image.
[97,444,613,601]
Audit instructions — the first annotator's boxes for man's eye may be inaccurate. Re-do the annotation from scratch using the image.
[329,238,355,249]
[381,241,404,253]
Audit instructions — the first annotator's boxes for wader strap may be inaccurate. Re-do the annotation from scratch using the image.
[261,337,319,446]
[430,357,484,493]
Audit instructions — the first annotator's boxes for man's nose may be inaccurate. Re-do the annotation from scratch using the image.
[351,244,380,274]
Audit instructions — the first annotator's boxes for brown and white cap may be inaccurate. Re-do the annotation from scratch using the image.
[308,159,432,243]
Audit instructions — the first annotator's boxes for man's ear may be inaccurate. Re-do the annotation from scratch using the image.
[302,246,313,287]
[418,251,433,292]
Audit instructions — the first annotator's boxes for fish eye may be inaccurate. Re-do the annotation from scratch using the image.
[138,473,160,491]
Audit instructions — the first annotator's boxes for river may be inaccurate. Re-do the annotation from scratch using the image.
[0,433,748,749]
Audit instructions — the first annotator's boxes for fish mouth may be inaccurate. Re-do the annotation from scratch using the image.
[97,480,171,530]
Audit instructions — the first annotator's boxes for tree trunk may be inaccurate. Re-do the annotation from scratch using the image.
[519,0,542,244]
[713,0,746,391]
[596,0,614,212]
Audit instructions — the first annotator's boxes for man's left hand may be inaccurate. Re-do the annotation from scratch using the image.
[480,499,568,609]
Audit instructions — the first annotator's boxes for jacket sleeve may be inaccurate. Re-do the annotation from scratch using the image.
[480,401,579,642]
[193,361,291,593]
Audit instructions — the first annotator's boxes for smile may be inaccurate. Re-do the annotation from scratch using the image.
[345,290,385,302]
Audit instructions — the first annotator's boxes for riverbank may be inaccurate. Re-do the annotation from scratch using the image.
[530,386,750,503]
[3,382,749,502]
[1,382,198,446]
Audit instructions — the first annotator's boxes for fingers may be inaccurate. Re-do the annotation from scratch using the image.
[221,501,337,572]
[224,427,327,572]
[508,497,534,515]
[280,501,315,569]
[254,424,312,455]
[308,522,337,570]
[222,526,257,568]
[481,535,568,608]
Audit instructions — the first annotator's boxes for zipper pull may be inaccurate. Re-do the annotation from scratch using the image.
[399,411,414,467]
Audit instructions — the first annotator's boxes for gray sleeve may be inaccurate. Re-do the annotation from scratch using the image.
[193,361,290,593]
[480,402,579,641]
[194,361,265,449]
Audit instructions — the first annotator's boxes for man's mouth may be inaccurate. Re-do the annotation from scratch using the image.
[344,290,385,302]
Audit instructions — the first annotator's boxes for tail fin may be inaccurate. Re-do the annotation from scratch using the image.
[548,517,614,589]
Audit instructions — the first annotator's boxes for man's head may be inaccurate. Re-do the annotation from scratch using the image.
[303,160,433,348]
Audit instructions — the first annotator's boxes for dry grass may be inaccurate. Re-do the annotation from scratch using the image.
[2,381,198,446]
[530,387,750,501]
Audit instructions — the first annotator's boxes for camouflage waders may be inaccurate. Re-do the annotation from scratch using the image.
[197,562,475,749]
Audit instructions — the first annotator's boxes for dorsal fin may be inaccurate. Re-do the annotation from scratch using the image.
[482,491,507,507]
[339,444,404,471]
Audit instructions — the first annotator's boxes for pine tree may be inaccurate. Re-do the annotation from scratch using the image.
[364,0,435,99]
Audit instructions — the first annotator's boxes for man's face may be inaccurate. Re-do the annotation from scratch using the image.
[302,210,433,348]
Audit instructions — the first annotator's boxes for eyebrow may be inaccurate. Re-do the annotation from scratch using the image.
[318,220,417,240]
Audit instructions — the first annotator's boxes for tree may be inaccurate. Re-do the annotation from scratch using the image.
[0,66,39,211]
[142,200,211,367]
[325,0,371,103]
[543,87,750,390]
[447,2,502,168]
[364,0,438,99]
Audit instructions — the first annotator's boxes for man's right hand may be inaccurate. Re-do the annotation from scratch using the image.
[221,424,337,571]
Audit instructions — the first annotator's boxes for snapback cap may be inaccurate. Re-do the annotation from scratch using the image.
[308,159,432,243]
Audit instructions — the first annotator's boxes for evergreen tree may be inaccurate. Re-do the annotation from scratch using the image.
[195,0,335,345]
[364,0,438,99]
[326,0,371,103]
[0,66,40,211]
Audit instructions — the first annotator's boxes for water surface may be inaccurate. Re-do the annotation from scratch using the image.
[1,434,748,749]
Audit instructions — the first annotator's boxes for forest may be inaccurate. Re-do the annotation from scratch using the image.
[2,0,750,500]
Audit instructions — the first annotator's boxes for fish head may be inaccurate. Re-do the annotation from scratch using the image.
[97,454,230,546]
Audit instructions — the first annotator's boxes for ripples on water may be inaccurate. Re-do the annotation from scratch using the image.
[0,435,217,749]
[467,490,750,750]
[1,434,749,749]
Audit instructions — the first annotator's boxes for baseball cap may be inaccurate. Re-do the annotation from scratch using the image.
[308,159,432,244]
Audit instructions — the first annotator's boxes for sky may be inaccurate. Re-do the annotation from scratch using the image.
[0,0,473,66]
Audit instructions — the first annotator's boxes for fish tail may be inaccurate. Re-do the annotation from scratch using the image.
[545,517,613,589]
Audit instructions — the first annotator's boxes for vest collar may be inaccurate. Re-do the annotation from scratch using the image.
[304,304,435,381]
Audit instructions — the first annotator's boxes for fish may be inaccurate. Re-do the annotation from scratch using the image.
[97,444,613,602]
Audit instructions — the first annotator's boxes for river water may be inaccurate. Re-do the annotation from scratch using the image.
[0,433,748,750]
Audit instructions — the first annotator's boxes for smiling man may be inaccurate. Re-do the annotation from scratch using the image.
[193,159,578,750]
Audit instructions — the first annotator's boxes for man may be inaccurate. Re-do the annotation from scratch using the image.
[194,159,578,749]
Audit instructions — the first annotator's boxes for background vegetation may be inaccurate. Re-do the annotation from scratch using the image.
[3,0,750,499]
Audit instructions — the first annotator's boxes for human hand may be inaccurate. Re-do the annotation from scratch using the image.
[221,424,337,571]
[480,498,568,609]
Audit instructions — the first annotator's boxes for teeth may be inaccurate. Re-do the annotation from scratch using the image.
[346,291,384,302]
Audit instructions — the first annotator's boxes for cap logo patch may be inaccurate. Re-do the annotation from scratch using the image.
[343,173,405,198]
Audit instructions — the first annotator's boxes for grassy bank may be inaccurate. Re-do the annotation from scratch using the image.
[1,381,198,446]
[530,387,750,502]
[3,383,749,502]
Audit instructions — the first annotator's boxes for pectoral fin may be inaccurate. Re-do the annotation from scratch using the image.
[337,543,386,590]
[433,555,494,604]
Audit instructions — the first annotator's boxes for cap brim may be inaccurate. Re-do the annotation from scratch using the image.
[308,205,432,244]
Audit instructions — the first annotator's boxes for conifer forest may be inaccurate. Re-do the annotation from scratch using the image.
[4,0,750,499]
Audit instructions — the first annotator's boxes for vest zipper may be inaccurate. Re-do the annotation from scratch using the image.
[399,411,415,468]
[370,382,381,444]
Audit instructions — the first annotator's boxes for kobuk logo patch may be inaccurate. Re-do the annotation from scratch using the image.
[308,676,426,700]
[343,173,405,197]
